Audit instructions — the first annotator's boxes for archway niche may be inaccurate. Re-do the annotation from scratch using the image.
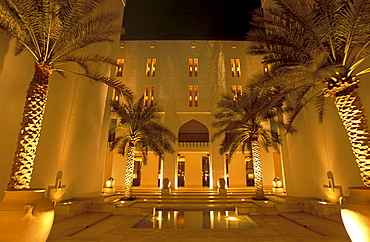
[178,119,209,142]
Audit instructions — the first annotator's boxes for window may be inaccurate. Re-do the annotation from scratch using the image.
[177,156,185,187]
[230,59,241,77]
[150,85,154,106]
[112,89,120,102]
[144,85,154,107]
[202,156,210,187]
[225,155,230,187]
[133,156,142,186]
[188,58,198,77]
[263,63,271,76]
[232,85,243,101]
[146,58,156,77]
[188,85,199,107]
[108,119,117,142]
[245,156,254,186]
[116,59,124,77]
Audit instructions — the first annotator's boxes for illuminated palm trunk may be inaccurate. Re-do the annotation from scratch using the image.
[124,142,136,198]
[251,139,265,200]
[8,63,50,190]
[335,91,370,187]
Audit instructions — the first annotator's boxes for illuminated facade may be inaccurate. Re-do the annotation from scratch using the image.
[0,0,365,202]
[106,40,281,190]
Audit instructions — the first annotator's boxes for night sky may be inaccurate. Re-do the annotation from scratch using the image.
[121,0,261,40]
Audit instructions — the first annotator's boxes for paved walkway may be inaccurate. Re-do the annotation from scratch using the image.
[47,189,351,242]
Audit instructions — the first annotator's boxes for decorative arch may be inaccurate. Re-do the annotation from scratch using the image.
[178,119,209,142]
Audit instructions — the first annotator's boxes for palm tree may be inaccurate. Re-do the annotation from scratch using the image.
[212,84,282,200]
[0,0,132,190]
[110,96,176,199]
[248,0,370,187]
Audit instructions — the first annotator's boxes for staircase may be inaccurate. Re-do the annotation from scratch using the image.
[54,187,340,220]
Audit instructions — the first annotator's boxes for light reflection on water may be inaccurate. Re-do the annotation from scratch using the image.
[134,210,260,229]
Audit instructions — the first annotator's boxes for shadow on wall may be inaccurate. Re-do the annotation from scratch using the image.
[0,34,10,75]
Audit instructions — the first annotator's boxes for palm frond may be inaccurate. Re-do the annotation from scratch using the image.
[213,79,284,159]
[110,96,176,160]
[53,12,121,62]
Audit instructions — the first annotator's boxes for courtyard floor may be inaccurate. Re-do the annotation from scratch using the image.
[47,188,351,242]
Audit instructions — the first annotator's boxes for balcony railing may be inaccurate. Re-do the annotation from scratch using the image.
[178,142,209,147]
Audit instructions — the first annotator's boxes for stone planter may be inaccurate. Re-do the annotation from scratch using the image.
[340,186,370,242]
[0,189,55,242]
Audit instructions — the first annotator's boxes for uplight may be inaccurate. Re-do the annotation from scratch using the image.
[226,216,239,221]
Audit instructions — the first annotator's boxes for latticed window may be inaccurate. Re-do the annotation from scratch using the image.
[144,85,154,107]
[263,63,270,76]
[111,89,120,102]
[146,58,156,77]
[230,59,241,77]
[116,59,124,77]
[232,85,242,101]
[188,58,198,77]
[188,85,199,107]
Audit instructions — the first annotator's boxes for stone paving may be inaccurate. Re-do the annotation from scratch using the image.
[47,189,351,242]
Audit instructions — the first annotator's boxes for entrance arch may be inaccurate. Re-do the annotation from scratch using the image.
[178,119,209,142]
[177,120,211,188]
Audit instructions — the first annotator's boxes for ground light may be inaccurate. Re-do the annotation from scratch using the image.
[136,210,260,229]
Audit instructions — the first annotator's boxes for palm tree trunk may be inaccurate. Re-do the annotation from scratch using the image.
[335,91,370,187]
[8,63,51,190]
[124,142,135,198]
[251,139,265,200]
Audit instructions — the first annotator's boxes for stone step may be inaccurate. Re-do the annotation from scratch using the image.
[275,204,304,213]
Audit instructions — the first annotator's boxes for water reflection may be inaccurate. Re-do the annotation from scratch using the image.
[134,210,260,229]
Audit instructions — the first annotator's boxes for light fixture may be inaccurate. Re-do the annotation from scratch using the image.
[226,216,239,221]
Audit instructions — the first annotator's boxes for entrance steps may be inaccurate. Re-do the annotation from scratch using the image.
[54,188,340,221]
[87,188,304,216]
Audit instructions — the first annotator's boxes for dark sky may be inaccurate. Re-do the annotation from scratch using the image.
[121,0,261,40]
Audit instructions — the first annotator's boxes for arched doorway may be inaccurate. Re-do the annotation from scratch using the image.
[178,119,209,143]
[177,120,211,188]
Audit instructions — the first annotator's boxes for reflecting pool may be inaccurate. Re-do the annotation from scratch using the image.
[134,210,260,229]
